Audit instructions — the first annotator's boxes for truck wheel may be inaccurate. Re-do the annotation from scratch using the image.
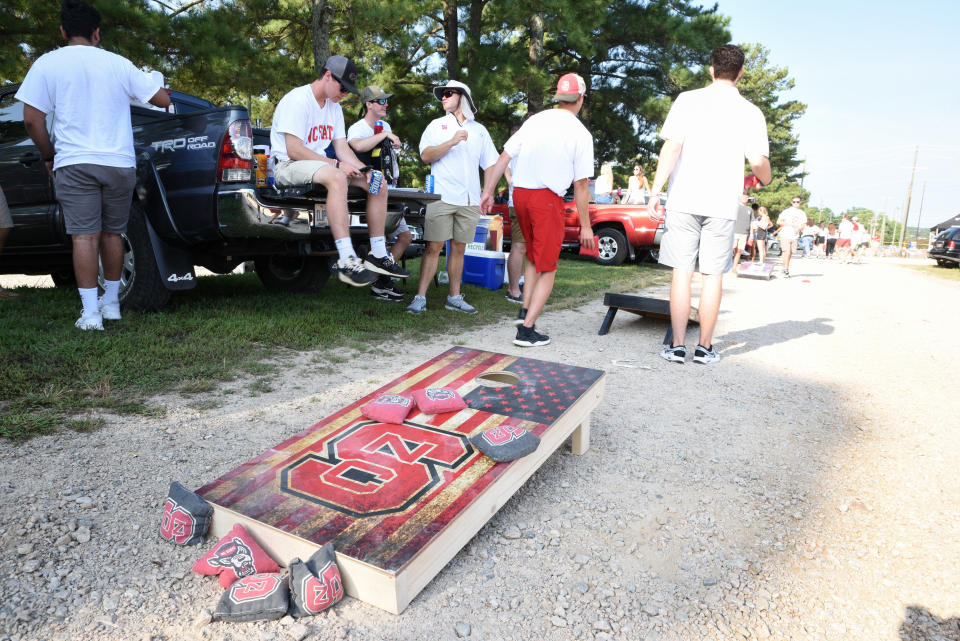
[50,268,76,288]
[643,248,660,263]
[595,227,628,266]
[254,255,331,293]
[101,202,171,311]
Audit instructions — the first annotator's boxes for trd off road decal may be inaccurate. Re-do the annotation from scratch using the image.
[281,421,474,518]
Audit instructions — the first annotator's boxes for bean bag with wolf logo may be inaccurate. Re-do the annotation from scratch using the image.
[192,523,279,588]
[157,481,212,546]
[411,387,467,414]
[287,543,345,618]
[470,423,540,463]
[360,393,414,424]
[212,572,290,623]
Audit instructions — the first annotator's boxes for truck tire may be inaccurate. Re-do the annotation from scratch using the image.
[50,268,76,288]
[595,227,629,266]
[254,255,331,293]
[103,202,171,311]
[643,248,660,263]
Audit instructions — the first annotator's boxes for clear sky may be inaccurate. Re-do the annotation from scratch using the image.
[714,0,959,228]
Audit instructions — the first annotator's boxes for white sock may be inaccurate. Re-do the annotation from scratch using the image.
[78,287,99,317]
[102,279,120,304]
[335,237,356,262]
[369,236,387,258]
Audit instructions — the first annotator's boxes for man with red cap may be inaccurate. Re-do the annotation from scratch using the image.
[481,73,595,347]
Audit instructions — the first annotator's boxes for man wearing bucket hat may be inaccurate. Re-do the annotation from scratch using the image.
[407,80,499,315]
[270,56,409,288]
[480,73,595,347]
[348,85,411,302]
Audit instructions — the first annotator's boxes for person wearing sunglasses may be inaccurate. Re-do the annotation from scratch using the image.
[347,85,410,302]
[270,56,410,288]
[407,80,499,315]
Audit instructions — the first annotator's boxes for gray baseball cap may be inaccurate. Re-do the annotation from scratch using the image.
[361,85,393,103]
[324,55,359,94]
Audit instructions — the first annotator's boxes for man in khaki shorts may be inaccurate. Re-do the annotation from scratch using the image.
[270,55,409,288]
[0,190,16,300]
[407,80,499,315]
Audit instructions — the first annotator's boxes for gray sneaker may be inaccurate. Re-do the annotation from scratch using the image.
[445,294,478,314]
[406,294,427,314]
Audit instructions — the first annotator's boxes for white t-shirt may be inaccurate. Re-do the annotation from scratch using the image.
[838,219,854,239]
[347,118,392,141]
[659,83,768,220]
[419,114,498,206]
[271,85,345,163]
[801,224,817,237]
[503,109,594,199]
[778,208,806,240]
[15,46,162,170]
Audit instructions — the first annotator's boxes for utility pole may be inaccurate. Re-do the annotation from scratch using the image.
[915,181,927,247]
[898,146,918,248]
[880,196,888,247]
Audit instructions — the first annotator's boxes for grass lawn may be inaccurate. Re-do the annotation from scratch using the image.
[0,256,668,441]
[910,263,960,281]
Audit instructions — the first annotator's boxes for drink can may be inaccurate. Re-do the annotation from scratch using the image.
[374,120,385,134]
[426,174,435,194]
[368,169,383,195]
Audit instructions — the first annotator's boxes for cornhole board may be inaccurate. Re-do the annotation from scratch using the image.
[195,347,604,614]
[597,293,699,345]
[737,262,774,280]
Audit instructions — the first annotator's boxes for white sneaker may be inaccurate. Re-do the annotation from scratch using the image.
[75,312,104,331]
[98,297,121,320]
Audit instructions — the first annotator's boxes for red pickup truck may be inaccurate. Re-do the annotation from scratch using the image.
[491,183,665,266]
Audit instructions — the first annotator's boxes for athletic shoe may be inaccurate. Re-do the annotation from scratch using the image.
[514,307,527,326]
[783,269,790,278]
[364,252,410,278]
[98,297,121,320]
[659,345,686,363]
[337,256,377,287]
[505,292,523,304]
[75,312,104,331]
[692,344,720,364]
[270,215,292,226]
[445,294,478,314]
[514,325,550,347]
[406,294,427,314]
[371,277,404,302]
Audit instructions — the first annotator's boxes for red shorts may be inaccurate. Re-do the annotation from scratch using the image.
[836,238,851,247]
[513,187,564,273]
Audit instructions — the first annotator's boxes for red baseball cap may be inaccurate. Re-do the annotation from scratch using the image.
[554,73,586,102]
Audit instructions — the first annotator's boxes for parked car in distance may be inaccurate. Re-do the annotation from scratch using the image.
[929,227,960,267]
[491,182,665,266]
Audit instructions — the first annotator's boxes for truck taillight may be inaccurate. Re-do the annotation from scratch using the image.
[218,120,253,183]
[949,241,956,251]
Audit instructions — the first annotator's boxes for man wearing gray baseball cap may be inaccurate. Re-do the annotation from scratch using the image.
[270,56,410,287]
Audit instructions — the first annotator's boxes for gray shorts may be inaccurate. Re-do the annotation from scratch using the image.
[0,188,11,229]
[658,211,735,275]
[53,164,136,235]
[424,200,481,244]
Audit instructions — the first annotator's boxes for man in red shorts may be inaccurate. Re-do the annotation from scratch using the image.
[481,73,595,347]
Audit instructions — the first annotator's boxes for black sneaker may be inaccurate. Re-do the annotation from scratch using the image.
[505,292,523,304]
[337,256,378,287]
[783,268,790,278]
[513,307,527,326]
[371,276,404,301]
[692,344,720,364]
[659,345,686,363]
[364,252,410,278]
[514,325,550,347]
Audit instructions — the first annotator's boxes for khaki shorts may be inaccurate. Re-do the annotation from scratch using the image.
[424,200,480,244]
[0,189,12,229]
[733,233,747,251]
[781,238,799,253]
[508,207,526,244]
[275,159,335,186]
[53,163,136,235]
[658,211,735,275]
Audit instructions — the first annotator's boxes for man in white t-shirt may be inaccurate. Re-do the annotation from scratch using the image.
[647,45,770,364]
[776,196,807,276]
[407,80,499,315]
[837,214,855,263]
[271,56,409,288]
[481,73,596,347]
[16,0,169,330]
[347,85,410,302]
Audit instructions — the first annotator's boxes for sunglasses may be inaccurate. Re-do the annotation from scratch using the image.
[332,76,348,94]
[441,90,460,99]
[369,98,389,105]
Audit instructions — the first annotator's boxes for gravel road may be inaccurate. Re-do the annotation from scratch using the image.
[1,256,957,641]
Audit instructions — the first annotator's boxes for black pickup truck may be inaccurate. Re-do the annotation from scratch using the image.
[0,85,435,309]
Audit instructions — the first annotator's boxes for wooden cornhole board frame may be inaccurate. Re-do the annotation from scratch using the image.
[597,293,699,345]
[196,347,604,614]
[737,262,774,280]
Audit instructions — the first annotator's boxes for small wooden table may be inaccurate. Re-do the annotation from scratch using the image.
[196,347,604,614]
[598,292,699,345]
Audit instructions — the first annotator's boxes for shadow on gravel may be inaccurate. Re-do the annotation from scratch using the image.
[718,317,834,357]
[898,606,960,640]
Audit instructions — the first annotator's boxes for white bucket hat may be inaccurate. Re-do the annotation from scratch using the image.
[432,80,478,121]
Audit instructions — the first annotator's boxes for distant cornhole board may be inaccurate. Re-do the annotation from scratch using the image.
[196,348,605,614]
[737,262,774,280]
[598,293,698,345]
